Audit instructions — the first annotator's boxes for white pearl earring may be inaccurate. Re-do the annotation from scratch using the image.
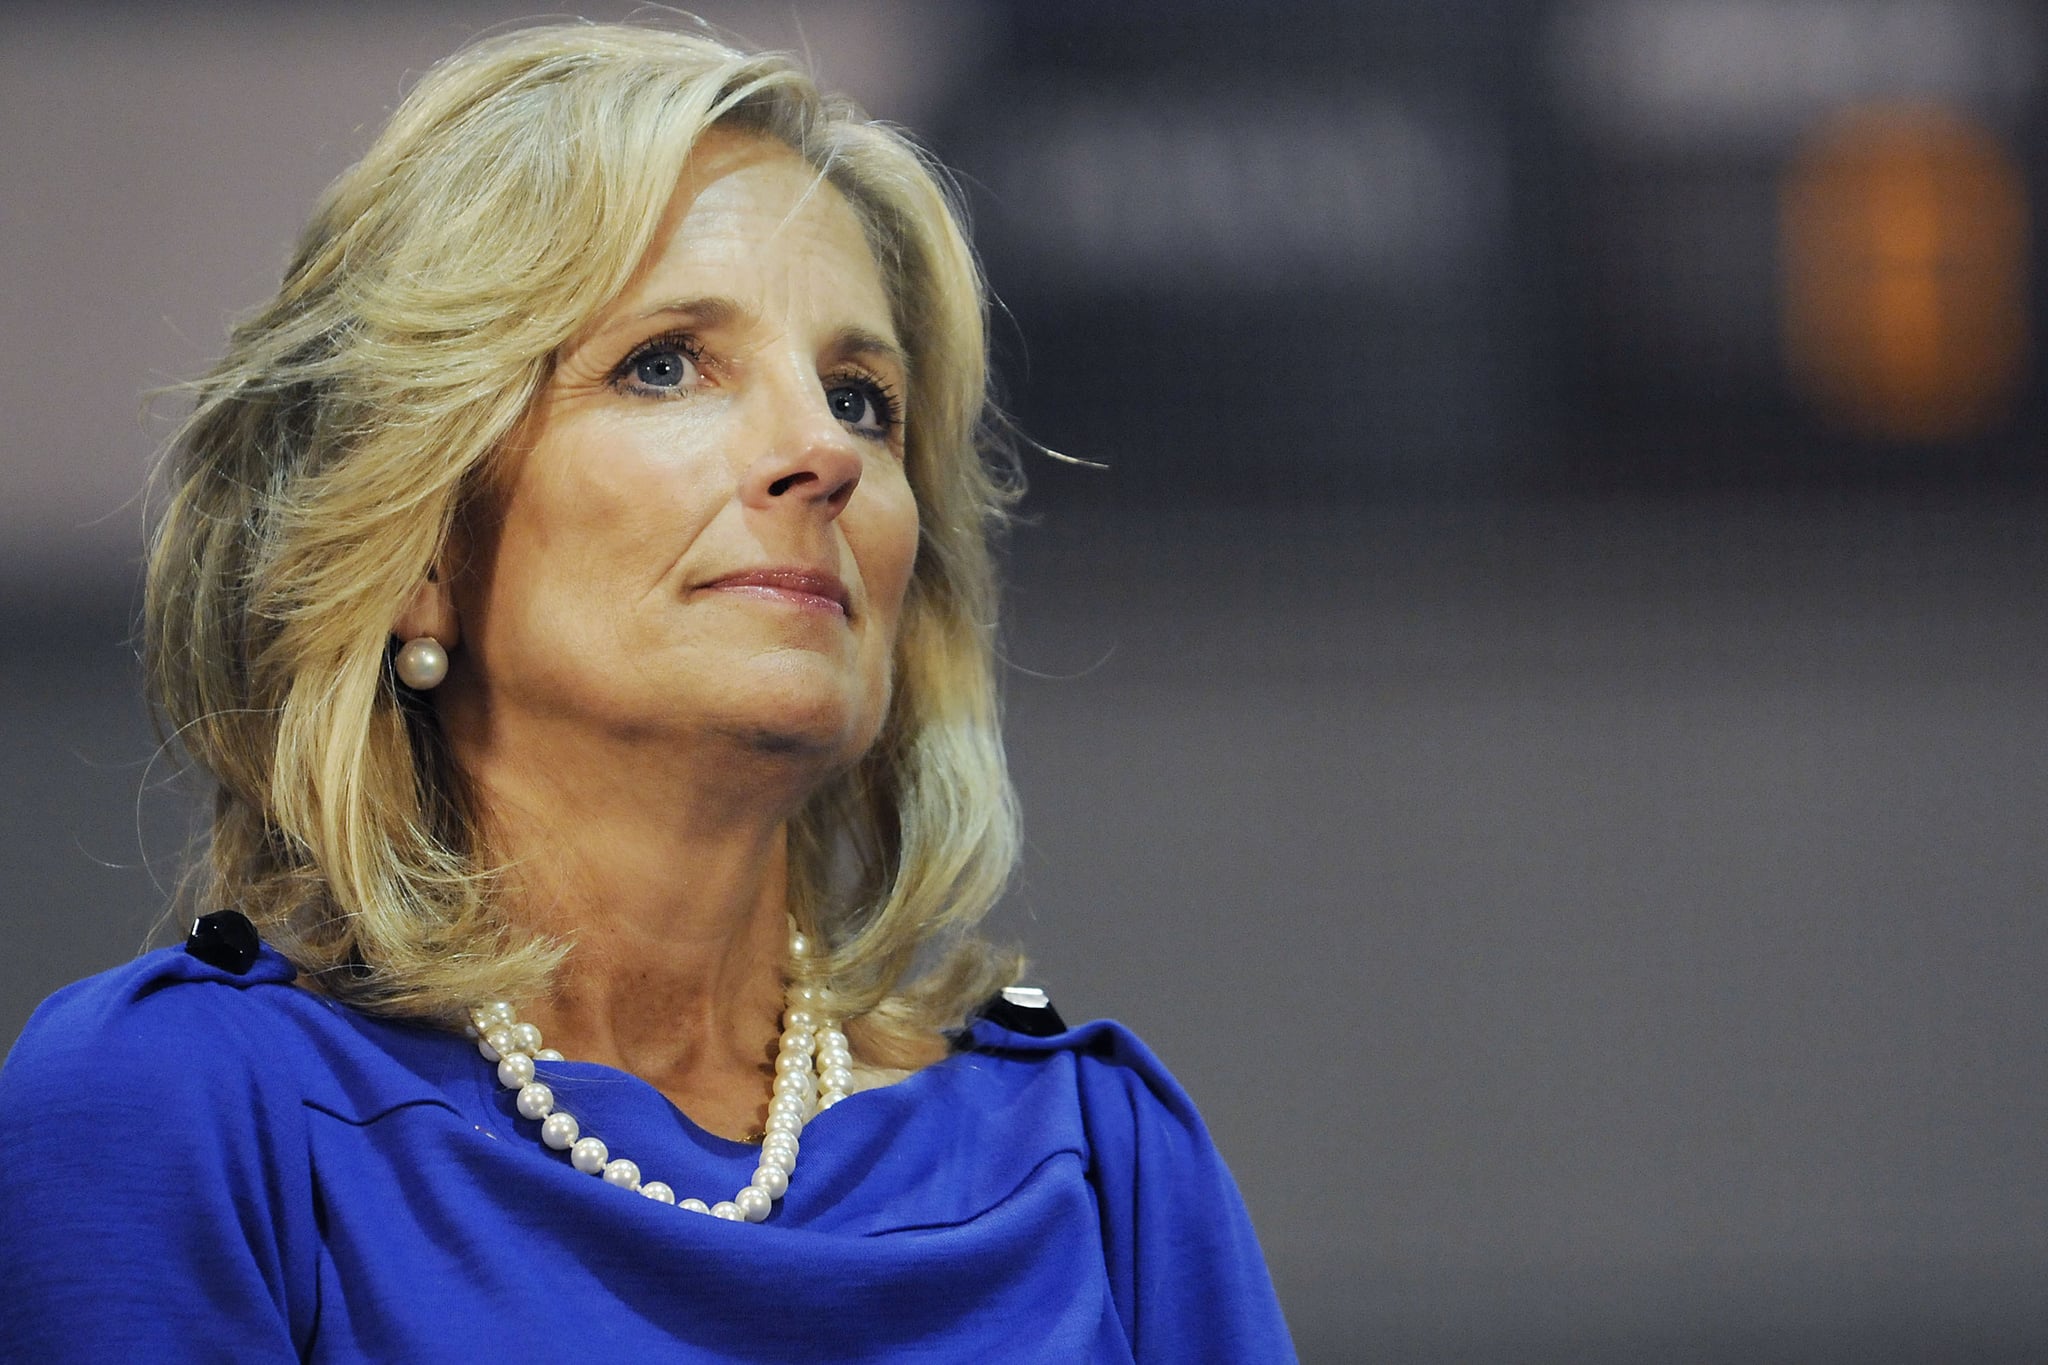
[394,636,449,690]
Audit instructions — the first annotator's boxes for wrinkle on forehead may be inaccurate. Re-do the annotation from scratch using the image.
[675,130,836,250]
[763,152,837,248]
[563,130,896,363]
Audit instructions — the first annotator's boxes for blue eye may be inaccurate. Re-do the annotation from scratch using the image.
[826,380,898,435]
[610,332,702,397]
[631,347,694,390]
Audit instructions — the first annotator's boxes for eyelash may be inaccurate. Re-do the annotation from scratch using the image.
[833,371,905,440]
[609,330,905,442]
[609,329,705,398]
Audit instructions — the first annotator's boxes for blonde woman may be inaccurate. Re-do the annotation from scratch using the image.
[0,23,1293,1361]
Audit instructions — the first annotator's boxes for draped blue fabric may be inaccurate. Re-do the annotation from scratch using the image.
[0,946,1295,1362]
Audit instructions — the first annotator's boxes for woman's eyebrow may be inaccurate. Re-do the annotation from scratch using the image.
[565,296,740,359]
[832,325,910,379]
[610,297,907,376]
[628,295,741,328]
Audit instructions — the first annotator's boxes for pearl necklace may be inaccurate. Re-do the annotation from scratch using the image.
[468,931,851,1223]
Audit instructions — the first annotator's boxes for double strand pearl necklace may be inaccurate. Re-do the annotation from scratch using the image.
[468,930,852,1223]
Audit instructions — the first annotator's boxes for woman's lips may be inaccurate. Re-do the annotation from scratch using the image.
[697,568,851,617]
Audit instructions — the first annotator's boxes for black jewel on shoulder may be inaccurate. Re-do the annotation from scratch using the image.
[184,910,261,975]
[977,984,1067,1037]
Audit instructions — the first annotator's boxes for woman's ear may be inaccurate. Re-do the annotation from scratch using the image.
[392,565,461,650]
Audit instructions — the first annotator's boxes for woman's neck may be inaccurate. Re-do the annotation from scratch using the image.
[453,720,815,1139]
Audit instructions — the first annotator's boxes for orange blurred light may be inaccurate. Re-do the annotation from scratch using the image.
[1780,104,2030,443]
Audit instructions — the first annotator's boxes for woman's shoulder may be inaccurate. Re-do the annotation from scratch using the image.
[956,995,1298,1359]
[6,936,307,1093]
[4,925,460,1126]
[0,928,351,1355]
[956,996,1211,1141]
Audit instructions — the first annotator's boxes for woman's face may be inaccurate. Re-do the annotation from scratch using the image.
[444,132,919,776]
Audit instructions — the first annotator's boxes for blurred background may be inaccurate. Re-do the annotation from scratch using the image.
[3,2,2045,1360]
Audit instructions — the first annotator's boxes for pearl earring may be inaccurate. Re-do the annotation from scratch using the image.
[394,636,449,690]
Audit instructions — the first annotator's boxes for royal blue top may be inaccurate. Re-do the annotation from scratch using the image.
[0,944,1295,1362]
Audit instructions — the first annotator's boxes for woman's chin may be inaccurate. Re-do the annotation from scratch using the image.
[698,680,885,765]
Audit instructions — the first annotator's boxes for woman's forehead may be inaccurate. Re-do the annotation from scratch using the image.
[602,133,896,343]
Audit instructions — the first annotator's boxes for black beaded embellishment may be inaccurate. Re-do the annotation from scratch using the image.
[184,910,261,975]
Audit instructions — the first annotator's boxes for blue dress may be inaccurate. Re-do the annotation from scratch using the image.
[0,943,1295,1362]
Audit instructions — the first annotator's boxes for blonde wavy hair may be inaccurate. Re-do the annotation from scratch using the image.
[146,21,1023,1051]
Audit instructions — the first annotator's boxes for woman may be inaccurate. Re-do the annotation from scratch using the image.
[0,22,1293,1362]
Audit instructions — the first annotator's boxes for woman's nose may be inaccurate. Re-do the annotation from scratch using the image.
[737,379,863,520]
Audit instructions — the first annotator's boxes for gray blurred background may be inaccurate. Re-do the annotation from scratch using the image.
[4,2,2045,1360]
